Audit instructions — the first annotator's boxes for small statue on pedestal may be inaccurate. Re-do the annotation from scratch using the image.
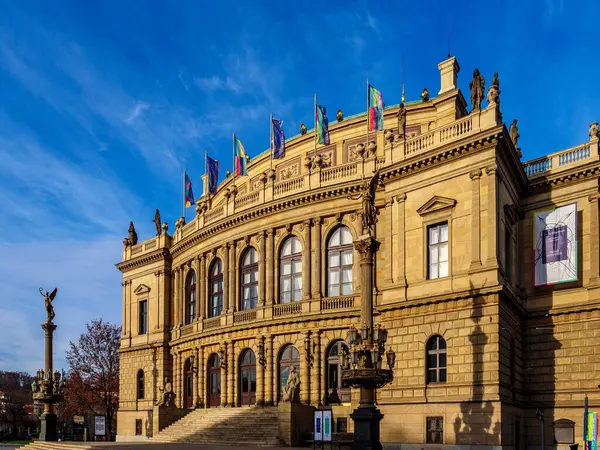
[128,222,138,245]
[470,69,485,111]
[40,288,58,323]
[509,119,520,147]
[396,102,407,140]
[282,366,300,402]
[153,209,162,236]
[156,377,175,407]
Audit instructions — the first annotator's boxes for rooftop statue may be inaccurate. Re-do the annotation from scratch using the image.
[153,209,161,236]
[40,287,58,323]
[396,102,407,139]
[509,119,520,147]
[470,69,485,111]
[128,221,138,245]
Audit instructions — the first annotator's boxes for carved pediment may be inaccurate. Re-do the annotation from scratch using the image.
[133,284,151,295]
[417,196,457,216]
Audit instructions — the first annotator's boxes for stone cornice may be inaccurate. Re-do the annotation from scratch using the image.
[116,248,171,273]
[526,162,600,192]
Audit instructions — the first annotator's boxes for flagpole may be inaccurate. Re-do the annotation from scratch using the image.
[366,78,370,152]
[270,112,273,170]
[204,152,207,198]
[232,131,236,187]
[183,169,186,222]
[313,93,317,158]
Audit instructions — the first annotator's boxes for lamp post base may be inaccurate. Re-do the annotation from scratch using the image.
[350,406,384,450]
[39,412,58,441]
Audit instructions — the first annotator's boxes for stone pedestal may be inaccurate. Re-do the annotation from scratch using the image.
[277,402,315,446]
[350,406,383,450]
[39,412,58,441]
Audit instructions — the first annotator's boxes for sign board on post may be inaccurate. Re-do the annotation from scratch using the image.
[314,410,323,441]
[94,416,106,436]
[323,409,333,442]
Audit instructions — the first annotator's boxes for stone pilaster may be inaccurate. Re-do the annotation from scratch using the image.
[227,340,235,406]
[311,330,322,405]
[259,231,266,306]
[469,169,482,269]
[154,271,162,330]
[220,343,228,407]
[256,337,265,406]
[198,346,204,407]
[300,332,311,404]
[229,243,236,312]
[222,244,230,312]
[265,334,274,405]
[589,193,600,285]
[384,199,394,285]
[485,165,499,266]
[395,195,407,286]
[195,256,202,320]
[203,255,210,317]
[121,281,128,337]
[173,270,179,328]
[302,220,312,299]
[312,217,323,298]
[266,229,275,305]
[194,347,200,406]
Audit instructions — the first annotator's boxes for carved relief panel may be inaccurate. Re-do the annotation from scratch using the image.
[276,156,302,182]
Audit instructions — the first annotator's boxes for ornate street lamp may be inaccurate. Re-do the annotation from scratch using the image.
[258,337,267,368]
[342,171,393,450]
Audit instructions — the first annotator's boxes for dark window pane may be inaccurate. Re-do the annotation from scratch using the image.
[439,353,447,368]
[440,369,447,382]
[438,337,447,349]
[428,354,438,368]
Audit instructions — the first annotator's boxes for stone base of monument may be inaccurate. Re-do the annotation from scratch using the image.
[349,406,383,450]
[153,405,190,434]
[39,412,58,441]
[277,402,315,446]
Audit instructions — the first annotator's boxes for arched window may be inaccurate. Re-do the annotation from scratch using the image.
[207,354,221,407]
[241,247,259,310]
[327,226,354,297]
[427,335,447,384]
[185,270,196,325]
[239,349,257,406]
[278,345,300,401]
[209,259,223,318]
[137,369,145,400]
[280,236,302,303]
[326,340,351,404]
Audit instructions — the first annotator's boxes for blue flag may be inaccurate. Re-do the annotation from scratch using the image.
[206,154,219,195]
[272,117,285,159]
[316,104,330,145]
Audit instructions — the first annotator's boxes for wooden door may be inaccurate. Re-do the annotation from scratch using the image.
[184,358,194,409]
[239,349,256,406]
[208,354,221,407]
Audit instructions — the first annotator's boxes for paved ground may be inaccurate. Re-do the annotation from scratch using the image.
[1,444,309,450]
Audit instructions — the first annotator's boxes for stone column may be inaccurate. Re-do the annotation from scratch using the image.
[172,353,179,408]
[310,331,321,405]
[203,255,210,317]
[259,231,266,306]
[220,343,228,407]
[589,194,600,284]
[222,246,230,312]
[485,166,499,265]
[39,321,58,441]
[384,199,394,284]
[194,347,200,406]
[302,220,312,299]
[228,340,235,406]
[198,346,205,407]
[266,229,275,305]
[300,332,310,404]
[155,271,162,331]
[173,270,179,327]
[195,256,203,319]
[256,338,265,406]
[265,334,274,405]
[312,218,323,298]
[469,169,482,269]
[229,243,236,312]
[395,195,407,286]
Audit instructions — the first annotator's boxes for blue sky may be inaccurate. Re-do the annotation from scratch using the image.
[0,0,597,373]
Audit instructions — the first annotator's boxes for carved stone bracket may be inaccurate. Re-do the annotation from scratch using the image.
[469,169,482,180]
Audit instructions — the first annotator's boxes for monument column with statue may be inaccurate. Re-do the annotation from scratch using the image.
[32,288,64,441]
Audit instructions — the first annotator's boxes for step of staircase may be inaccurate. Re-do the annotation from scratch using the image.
[150,405,283,446]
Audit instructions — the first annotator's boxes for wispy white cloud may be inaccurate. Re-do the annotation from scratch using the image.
[125,101,151,124]
[194,75,241,93]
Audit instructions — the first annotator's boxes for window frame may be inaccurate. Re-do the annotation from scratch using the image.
[326,226,354,297]
[278,344,300,401]
[426,335,447,384]
[240,247,259,310]
[209,259,224,318]
[185,270,197,325]
[326,340,351,404]
[279,236,303,303]
[427,222,449,280]
[138,299,148,335]
[137,369,145,400]
[426,416,444,444]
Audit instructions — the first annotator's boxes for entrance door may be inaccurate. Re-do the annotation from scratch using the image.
[239,349,256,406]
[208,354,221,407]
[184,358,194,409]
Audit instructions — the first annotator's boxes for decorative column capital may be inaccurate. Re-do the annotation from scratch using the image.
[312,217,323,226]
[589,193,599,203]
[354,236,380,262]
[485,165,497,176]
[395,193,406,203]
[469,169,482,180]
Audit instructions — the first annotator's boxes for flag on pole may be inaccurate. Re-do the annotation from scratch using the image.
[234,136,248,176]
[316,104,330,145]
[206,154,219,195]
[272,117,285,159]
[184,172,194,208]
[368,84,385,131]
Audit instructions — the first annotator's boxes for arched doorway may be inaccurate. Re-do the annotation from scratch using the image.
[183,358,194,409]
[278,344,300,402]
[207,354,221,407]
[239,349,256,406]
[326,340,351,404]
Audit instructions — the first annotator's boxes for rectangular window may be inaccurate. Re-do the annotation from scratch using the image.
[138,300,147,335]
[426,416,444,444]
[428,223,449,279]
[135,419,143,436]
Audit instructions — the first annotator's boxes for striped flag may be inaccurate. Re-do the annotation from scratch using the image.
[184,171,194,208]
[234,136,248,177]
[368,84,385,131]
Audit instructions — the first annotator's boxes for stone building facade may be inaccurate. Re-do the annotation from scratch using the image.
[116,56,600,449]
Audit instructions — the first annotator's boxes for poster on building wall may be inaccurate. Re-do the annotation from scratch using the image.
[323,410,333,442]
[533,202,578,287]
[94,416,106,436]
[314,410,323,441]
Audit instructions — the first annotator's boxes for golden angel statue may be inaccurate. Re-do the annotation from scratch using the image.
[40,287,58,322]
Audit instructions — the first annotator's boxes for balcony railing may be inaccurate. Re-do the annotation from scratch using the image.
[203,316,221,330]
[321,296,355,310]
[523,142,595,178]
[273,302,302,317]
[234,309,256,323]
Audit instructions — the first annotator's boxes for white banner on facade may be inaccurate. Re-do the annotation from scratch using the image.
[533,202,578,287]
[94,416,106,436]
[323,410,333,442]
[314,410,323,441]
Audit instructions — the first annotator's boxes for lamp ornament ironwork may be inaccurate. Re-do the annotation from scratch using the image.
[258,337,267,368]
[218,346,227,369]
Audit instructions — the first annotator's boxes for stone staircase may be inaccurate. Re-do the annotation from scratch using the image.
[150,405,283,446]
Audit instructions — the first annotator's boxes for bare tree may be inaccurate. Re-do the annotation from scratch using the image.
[0,371,35,439]
[65,319,120,440]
